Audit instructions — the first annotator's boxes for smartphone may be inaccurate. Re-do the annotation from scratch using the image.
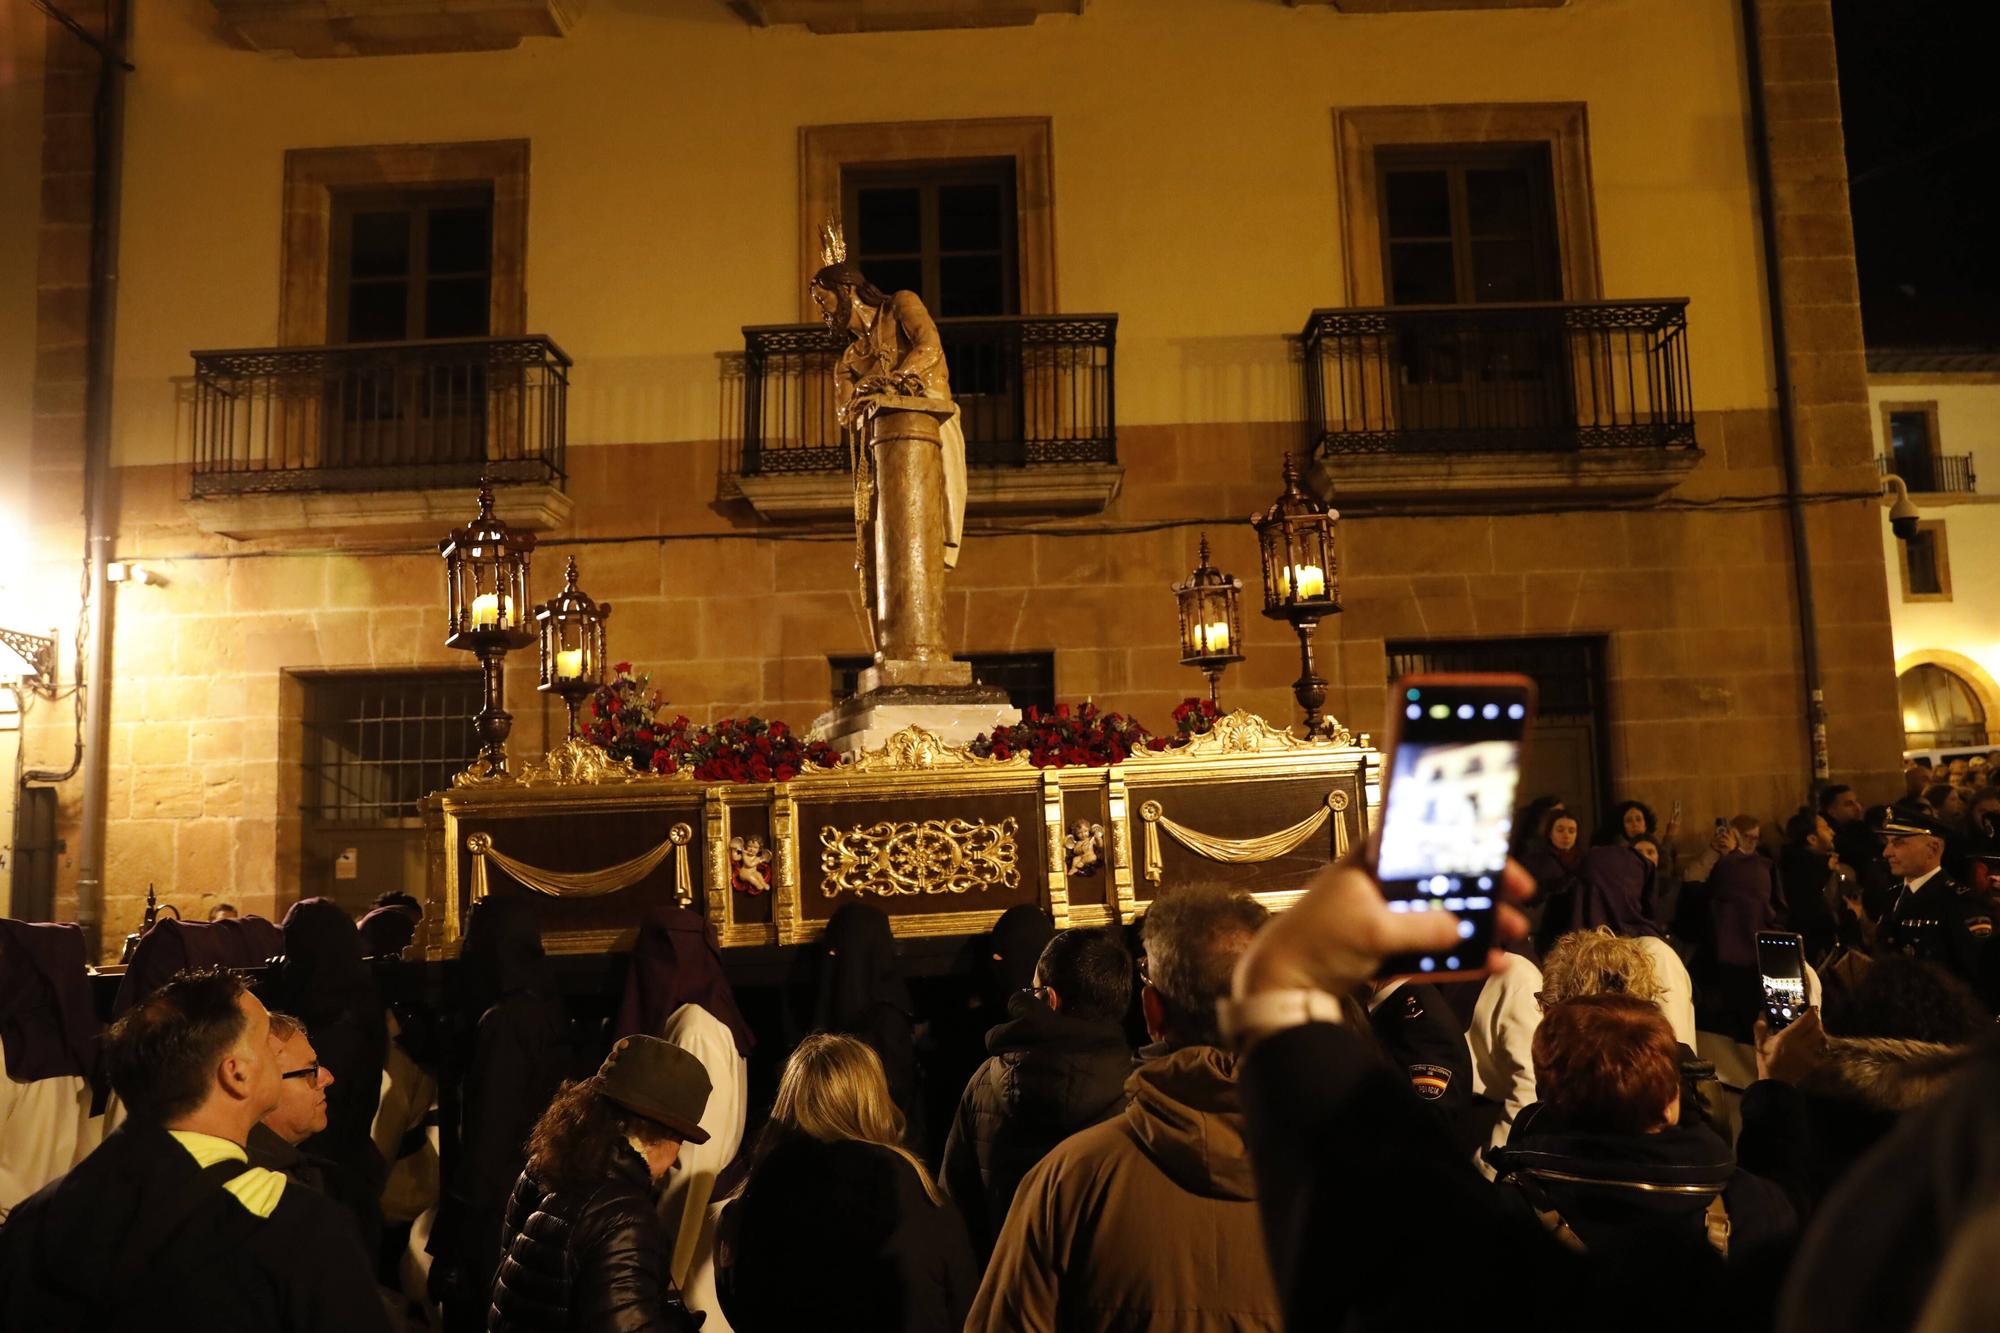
[1758,930,1807,1031]
[1715,816,1729,832]
[1372,673,1535,979]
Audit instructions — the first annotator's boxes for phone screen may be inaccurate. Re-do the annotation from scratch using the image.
[1758,931,1807,1030]
[1375,677,1532,978]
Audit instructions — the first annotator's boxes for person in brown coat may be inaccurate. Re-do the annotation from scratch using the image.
[966,883,1281,1333]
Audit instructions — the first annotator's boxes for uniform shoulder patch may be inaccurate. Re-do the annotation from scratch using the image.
[1402,992,1426,1020]
[1966,915,1993,938]
[1409,1063,1453,1100]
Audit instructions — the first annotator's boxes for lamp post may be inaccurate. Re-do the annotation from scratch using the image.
[1173,533,1245,705]
[536,556,611,741]
[1252,454,1342,734]
[441,480,537,776]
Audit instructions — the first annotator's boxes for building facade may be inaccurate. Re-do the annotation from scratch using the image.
[1867,350,2000,759]
[5,0,1903,952]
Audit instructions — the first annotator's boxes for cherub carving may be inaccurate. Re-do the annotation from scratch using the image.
[730,834,773,896]
[1065,819,1106,878]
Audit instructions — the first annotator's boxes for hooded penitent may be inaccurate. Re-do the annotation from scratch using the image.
[1570,844,1663,940]
[984,905,1054,1004]
[0,920,98,1085]
[355,905,417,958]
[111,916,285,1017]
[813,900,922,1146]
[615,905,754,1058]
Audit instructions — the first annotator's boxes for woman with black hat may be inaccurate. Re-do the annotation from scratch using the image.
[491,1035,713,1333]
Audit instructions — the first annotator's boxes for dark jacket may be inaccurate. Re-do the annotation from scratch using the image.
[1240,1021,1781,1333]
[1876,870,1996,996]
[0,1121,390,1333]
[1367,981,1475,1145]
[245,1121,329,1197]
[721,1133,975,1333]
[1489,1103,1795,1270]
[1738,1035,1974,1219]
[490,1144,699,1333]
[1778,844,1841,962]
[938,997,1130,1262]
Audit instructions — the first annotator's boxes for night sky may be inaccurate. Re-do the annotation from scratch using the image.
[1832,1,2000,349]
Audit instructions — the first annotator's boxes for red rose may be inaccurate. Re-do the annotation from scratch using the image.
[769,720,790,739]
[613,661,632,675]
[650,751,672,773]
[1055,703,1070,719]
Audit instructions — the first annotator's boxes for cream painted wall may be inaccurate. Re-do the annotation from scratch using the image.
[1872,376,2000,728]
[110,0,1775,466]
[0,5,48,915]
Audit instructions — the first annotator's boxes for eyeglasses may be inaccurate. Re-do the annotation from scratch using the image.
[281,1063,321,1082]
[1021,985,1053,1006]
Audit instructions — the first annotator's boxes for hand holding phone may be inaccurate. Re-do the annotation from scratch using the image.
[1371,674,1535,980]
[1758,930,1807,1031]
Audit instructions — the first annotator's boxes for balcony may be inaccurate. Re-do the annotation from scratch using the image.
[1300,299,1702,506]
[1879,452,1977,495]
[733,314,1122,520]
[187,336,571,538]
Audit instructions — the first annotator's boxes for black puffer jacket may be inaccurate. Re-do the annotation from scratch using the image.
[938,997,1131,1262]
[489,1144,699,1333]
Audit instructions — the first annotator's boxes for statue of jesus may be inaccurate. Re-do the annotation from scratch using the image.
[810,221,968,573]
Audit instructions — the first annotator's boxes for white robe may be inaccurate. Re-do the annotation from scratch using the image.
[1466,956,1544,1174]
[656,1004,747,1330]
[0,1037,116,1211]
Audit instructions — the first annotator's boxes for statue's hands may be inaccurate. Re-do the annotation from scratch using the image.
[855,375,897,396]
[893,372,927,395]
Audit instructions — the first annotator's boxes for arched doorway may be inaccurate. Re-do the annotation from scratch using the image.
[1898,662,1989,751]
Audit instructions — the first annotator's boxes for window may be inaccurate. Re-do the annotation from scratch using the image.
[330,188,494,343]
[830,651,1055,713]
[1377,145,1562,305]
[1899,663,1987,750]
[1900,520,1951,602]
[303,672,482,822]
[1881,401,1943,492]
[843,162,1018,318]
[1386,636,1609,836]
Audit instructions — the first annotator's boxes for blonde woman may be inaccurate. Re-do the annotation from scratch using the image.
[717,1034,974,1333]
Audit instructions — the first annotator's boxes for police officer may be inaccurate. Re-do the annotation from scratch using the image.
[1874,813,1995,996]
[1367,978,1474,1145]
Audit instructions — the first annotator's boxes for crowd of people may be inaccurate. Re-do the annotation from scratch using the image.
[1,756,1998,1332]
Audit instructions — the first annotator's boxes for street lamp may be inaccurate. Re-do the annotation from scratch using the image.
[536,556,611,741]
[441,479,537,775]
[1252,453,1342,734]
[1173,533,1245,705]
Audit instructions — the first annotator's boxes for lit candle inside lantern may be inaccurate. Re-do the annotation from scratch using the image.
[1201,620,1231,653]
[470,592,509,629]
[1279,564,1327,600]
[555,647,584,680]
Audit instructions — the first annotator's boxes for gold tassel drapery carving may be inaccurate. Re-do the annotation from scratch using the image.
[467,823,695,907]
[1137,790,1348,885]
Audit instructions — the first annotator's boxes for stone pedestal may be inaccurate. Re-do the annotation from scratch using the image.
[809,684,1020,759]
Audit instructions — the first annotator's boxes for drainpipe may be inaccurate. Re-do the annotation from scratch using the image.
[71,0,132,958]
[1740,0,1831,790]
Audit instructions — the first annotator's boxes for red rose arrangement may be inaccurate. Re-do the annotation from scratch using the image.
[968,700,1156,767]
[585,663,842,782]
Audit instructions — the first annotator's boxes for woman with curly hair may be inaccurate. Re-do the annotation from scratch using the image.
[490,1036,712,1333]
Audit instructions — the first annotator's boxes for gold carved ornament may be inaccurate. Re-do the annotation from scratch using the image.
[1136,790,1349,886]
[467,822,696,908]
[819,817,1020,898]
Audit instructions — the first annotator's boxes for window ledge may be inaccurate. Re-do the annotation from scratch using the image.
[210,0,585,57]
[190,482,572,541]
[731,0,1081,33]
[736,463,1123,522]
[1310,446,1702,510]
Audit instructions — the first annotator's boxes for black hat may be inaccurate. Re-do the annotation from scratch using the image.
[593,1035,711,1144]
[1879,813,1951,841]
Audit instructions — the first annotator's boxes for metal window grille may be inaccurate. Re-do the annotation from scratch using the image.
[830,652,1055,713]
[303,672,483,822]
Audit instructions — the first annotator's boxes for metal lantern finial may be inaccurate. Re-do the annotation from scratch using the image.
[1251,454,1342,734]
[536,556,613,741]
[440,480,538,775]
[1173,532,1245,705]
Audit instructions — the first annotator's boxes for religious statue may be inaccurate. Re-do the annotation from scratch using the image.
[809,221,976,693]
[1065,819,1105,878]
[729,834,772,896]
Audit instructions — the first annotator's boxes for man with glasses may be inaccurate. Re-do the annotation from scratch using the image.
[247,1013,336,1194]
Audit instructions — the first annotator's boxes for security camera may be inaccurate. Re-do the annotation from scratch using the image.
[1883,475,1921,541]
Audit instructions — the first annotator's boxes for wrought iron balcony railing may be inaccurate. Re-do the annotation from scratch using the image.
[1301,300,1695,457]
[190,335,570,497]
[1878,452,1976,494]
[739,314,1117,476]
